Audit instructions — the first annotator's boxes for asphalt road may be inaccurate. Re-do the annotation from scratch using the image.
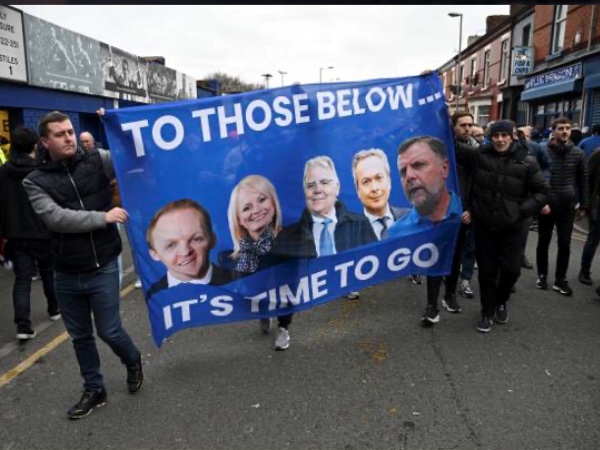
[0,228,599,450]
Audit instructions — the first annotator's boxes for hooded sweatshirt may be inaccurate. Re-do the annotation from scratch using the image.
[0,152,51,239]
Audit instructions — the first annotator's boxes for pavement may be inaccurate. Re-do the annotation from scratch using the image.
[0,228,599,450]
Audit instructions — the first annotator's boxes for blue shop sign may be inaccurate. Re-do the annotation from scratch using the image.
[524,63,582,91]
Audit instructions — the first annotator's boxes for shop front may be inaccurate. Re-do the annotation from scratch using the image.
[520,62,583,129]
[583,55,600,127]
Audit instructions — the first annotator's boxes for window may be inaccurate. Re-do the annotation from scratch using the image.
[483,50,491,87]
[552,5,568,54]
[532,97,581,129]
[478,105,490,126]
[500,40,510,81]
[459,64,465,86]
[470,58,477,84]
[522,24,531,46]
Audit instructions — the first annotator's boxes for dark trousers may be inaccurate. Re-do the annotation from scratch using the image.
[459,226,476,281]
[427,223,470,307]
[581,217,600,275]
[474,222,528,317]
[536,208,575,281]
[55,258,140,392]
[278,314,293,328]
[11,239,58,328]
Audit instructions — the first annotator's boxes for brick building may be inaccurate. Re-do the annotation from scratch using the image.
[520,4,600,129]
[438,14,512,126]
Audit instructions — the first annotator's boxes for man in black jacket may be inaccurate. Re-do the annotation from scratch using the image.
[455,119,550,333]
[23,111,144,420]
[535,117,588,296]
[0,127,60,341]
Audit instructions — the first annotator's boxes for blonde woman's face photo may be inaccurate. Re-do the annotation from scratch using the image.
[237,186,275,240]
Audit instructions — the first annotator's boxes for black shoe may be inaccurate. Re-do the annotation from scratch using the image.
[421,305,439,325]
[522,256,533,269]
[578,271,593,286]
[16,325,36,341]
[126,355,144,394]
[495,303,509,324]
[68,389,107,420]
[476,315,493,333]
[552,279,573,296]
[536,275,548,290]
[442,294,461,313]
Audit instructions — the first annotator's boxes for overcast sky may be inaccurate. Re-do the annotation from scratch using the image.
[15,5,510,86]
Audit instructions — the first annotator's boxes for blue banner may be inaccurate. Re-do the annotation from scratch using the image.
[103,73,461,346]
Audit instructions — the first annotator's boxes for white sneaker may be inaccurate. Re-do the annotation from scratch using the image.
[134,279,142,289]
[346,291,360,300]
[275,327,290,351]
[49,312,62,322]
[259,318,273,334]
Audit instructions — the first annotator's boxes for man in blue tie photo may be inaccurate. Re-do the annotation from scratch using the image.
[269,155,377,349]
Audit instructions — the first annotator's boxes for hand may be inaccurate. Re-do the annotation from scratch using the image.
[540,204,551,215]
[105,207,128,224]
[460,210,472,225]
[96,107,106,117]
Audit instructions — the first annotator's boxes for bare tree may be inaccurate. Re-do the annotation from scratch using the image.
[205,72,262,94]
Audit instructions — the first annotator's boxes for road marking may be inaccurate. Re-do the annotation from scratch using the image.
[0,332,70,389]
[0,270,138,390]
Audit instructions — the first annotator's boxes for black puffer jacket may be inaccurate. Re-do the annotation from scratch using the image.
[455,140,550,231]
[0,152,50,240]
[543,139,589,212]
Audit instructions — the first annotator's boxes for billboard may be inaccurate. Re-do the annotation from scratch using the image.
[23,13,102,95]
[0,5,27,83]
[147,63,178,102]
[100,43,148,101]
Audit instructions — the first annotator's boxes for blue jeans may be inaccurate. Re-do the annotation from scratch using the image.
[54,258,140,392]
[11,239,58,328]
[581,218,600,275]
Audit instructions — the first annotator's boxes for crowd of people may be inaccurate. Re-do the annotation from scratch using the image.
[0,105,598,421]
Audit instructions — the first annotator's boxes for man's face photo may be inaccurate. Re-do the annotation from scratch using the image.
[355,155,391,216]
[304,164,339,218]
[398,142,449,216]
[149,207,215,281]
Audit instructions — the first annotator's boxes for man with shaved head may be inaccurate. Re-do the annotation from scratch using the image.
[79,131,96,152]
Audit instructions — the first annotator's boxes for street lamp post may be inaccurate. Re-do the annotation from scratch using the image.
[262,73,273,89]
[278,70,287,87]
[319,66,334,84]
[449,12,463,111]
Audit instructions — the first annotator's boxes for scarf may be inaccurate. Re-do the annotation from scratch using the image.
[236,225,274,273]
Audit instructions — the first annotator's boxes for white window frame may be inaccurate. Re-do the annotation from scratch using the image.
[552,5,568,54]
[483,50,491,88]
[500,39,510,82]
[470,56,477,84]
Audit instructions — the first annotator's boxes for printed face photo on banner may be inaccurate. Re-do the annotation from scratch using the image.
[102,73,462,345]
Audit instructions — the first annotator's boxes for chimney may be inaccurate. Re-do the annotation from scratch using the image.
[486,15,510,34]
[467,35,481,47]
[509,5,529,17]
